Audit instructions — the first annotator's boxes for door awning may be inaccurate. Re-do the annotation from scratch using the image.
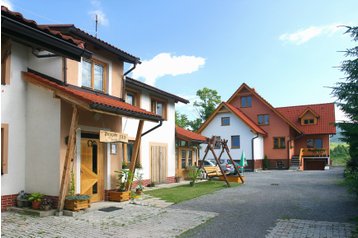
[23,70,162,122]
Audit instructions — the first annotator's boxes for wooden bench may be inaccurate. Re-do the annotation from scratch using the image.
[204,166,223,178]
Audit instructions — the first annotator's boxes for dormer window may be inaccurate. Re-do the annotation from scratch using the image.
[299,108,319,126]
[303,119,315,125]
[82,58,107,92]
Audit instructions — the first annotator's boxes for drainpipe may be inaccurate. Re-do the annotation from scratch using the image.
[63,57,68,85]
[251,133,259,171]
[141,120,163,137]
[122,63,137,99]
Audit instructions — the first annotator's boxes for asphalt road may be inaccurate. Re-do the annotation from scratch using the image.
[173,167,358,238]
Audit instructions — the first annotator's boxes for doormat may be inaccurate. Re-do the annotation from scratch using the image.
[98,206,123,212]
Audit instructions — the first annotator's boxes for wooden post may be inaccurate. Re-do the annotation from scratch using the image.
[222,140,244,184]
[57,105,79,212]
[210,144,230,187]
[125,120,144,191]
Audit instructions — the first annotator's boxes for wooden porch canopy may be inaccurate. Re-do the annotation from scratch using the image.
[175,126,206,143]
[22,70,162,212]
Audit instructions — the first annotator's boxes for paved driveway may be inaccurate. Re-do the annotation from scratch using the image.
[173,167,358,238]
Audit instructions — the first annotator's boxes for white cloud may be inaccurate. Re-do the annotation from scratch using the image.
[89,0,108,26]
[279,24,341,45]
[2,0,13,10]
[132,53,206,86]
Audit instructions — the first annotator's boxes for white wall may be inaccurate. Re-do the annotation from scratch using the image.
[25,84,61,195]
[1,43,64,196]
[1,42,28,195]
[253,135,264,160]
[28,51,63,80]
[200,112,263,161]
[122,90,176,180]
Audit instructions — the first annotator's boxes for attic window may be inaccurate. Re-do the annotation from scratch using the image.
[303,119,315,125]
[241,96,252,108]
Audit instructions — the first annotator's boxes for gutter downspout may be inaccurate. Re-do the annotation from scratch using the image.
[122,63,137,99]
[251,133,259,171]
[141,120,163,137]
[63,57,67,85]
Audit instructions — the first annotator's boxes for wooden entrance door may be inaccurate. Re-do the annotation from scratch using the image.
[80,138,104,202]
[151,144,167,184]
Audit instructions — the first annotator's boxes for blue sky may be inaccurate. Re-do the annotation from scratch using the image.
[4,0,357,121]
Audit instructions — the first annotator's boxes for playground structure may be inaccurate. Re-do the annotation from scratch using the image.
[199,136,245,186]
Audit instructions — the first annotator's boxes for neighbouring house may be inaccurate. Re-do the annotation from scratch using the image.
[175,126,206,179]
[198,83,336,171]
[122,77,189,185]
[1,7,162,210]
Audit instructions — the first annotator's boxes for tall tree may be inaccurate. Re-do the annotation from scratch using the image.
[193,87,221,121]
[175,111,190,129]
[332,26,358,171]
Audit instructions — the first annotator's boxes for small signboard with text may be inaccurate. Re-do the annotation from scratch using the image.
[99,130,128,143]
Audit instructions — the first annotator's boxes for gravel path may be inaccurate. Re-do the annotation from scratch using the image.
[173,167,358,238]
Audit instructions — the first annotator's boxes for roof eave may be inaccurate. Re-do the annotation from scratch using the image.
[126,77,189,104]
[90,103,161,122]
[68,27,140,64]
[1,15,92,61]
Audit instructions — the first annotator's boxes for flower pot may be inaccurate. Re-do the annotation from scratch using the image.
[31,201,41,210]
[135,189,142,195]
[108,191,130,202]
[64,199,90,211]
[17,198,31,208]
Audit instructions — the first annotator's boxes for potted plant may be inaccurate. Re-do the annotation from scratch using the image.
[64,170,91,211]
[135,160,143,169]
[135,172,144,195]
[16,191,31,208]
[64,194,91,211]
[122,160,129,169]
[27,192,44,210]
[187,166,201,187]
[40,197,53,211]
[108,170,133,202]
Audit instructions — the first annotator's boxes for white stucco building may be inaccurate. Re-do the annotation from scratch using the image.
[123,77,189,184]
[198,102,265,170]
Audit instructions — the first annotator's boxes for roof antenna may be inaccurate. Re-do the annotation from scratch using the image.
[95,14,98,37]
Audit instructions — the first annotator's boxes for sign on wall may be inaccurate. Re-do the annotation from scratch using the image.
[99,130,128,143]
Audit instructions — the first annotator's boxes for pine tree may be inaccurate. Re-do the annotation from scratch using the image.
[332,26,358,171]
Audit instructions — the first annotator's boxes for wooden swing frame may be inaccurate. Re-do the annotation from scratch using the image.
[199,136,245,187]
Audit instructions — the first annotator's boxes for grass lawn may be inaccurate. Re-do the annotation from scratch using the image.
[145,180,240,204]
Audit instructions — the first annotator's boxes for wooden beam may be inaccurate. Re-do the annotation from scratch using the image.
[222,139,244,184]
[57,105,79,212]
[125,120,144,191]
[209,142,230,187]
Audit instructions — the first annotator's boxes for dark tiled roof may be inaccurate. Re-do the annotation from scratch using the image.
[23,70,162,122]
[126,77,189,104]
[176,126,206,142]
[276,103,336,135]
[42,24,140,64]
[1,6,85,48]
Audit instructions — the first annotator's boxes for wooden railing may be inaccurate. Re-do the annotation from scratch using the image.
[298,148,328,170]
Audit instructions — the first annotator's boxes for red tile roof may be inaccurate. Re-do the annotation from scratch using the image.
[276,103,336,135]
[176,126,206,142]
[224,102,267,135]
[227,83,302,133]
[23,71,161,122]
[1,6,85,49]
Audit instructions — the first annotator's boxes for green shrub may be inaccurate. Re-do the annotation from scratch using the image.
[344,169,358,197]
[187,166,201,186]
[263,155,269,170]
